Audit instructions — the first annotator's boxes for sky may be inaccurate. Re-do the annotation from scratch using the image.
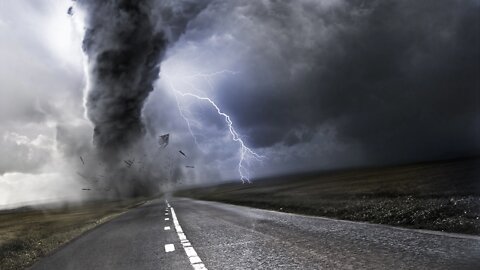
[0,0,479,208]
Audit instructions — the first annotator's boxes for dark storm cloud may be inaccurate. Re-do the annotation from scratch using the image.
[203,0,480,165]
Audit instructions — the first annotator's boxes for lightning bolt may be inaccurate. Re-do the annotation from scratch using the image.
[163,70,263,183]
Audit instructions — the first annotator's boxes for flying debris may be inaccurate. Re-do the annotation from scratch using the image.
[67,6,74,16]
[79,156,85,165]
[179,150,186,157]
[124,159,134,168]
[158,134,170,148]
[185,165,195,169]
[82,188,91,191]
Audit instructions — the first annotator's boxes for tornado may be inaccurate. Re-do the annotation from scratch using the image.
[78,0,167,159]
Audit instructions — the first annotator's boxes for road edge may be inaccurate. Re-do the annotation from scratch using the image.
[181,197,480,241]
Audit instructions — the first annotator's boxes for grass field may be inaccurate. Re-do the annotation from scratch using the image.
[0,198,147,270]
[177,158,480,235]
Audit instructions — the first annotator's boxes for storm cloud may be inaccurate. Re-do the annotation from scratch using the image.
[155,0,479,174]
[1,0,478,207]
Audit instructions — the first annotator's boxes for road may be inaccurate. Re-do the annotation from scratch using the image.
[31,198,480,270]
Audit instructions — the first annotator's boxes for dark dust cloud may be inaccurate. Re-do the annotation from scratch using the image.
[79,0,167,157]
[78,0,211,159]
[73,0,215,196]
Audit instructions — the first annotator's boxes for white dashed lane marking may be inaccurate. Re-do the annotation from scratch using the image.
[166,200,208,270]
[165,218,170,221]
[164,244,175,253]
[164,226,171,231]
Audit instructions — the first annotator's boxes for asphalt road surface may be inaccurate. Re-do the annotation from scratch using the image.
[31,198,480,270]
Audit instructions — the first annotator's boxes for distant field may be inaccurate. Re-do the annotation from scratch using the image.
[0,198,147,270]
[177,158,480,235]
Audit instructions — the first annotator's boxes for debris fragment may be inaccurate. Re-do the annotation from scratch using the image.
[179,150,186,157]
[124,159,134,168]
[79,156,85,165]
[185,165,195,169]
[158,133,170,148]
[82,188,91,191]
[67,6,74,16]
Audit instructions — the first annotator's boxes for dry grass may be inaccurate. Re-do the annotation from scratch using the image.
[177,158,480,235]
[0,198,147,270]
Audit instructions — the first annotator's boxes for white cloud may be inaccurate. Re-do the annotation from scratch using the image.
[0,0,89,208]
[0,172,84,208]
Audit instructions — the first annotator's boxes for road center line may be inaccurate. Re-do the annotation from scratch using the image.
[164,244,175,252]
[167,200,208,270]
